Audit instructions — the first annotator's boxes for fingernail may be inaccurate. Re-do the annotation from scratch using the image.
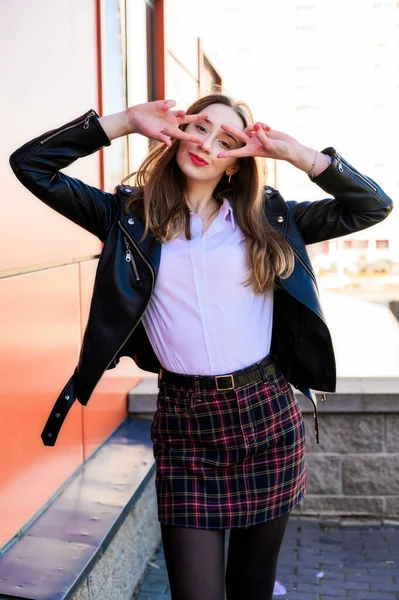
[265,125,271,131]
[254,124,260,131]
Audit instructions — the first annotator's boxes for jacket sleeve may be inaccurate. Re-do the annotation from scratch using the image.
[288,147,394,245]
[9,108,120,242]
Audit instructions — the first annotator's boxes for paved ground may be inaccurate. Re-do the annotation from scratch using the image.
[133,517,399,600]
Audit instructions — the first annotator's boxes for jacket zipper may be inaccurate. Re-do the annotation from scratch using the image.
[291,245,319,289]
[102,222,155,372]
[123,235,140,282]
[40,110,96,145]
[335,153,377,192]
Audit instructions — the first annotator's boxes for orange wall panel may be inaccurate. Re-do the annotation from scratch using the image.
[0,0,144,550]
[0,266,84,550]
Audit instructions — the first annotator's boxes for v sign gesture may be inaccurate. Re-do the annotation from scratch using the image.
[217,122,330,177]
[217,122,299,162]
[127,99,208,147]
[99,99,208,147]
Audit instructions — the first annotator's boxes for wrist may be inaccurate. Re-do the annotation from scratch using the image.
[125,106,140,135]
[98,109,131,141]
[288,144,329,177]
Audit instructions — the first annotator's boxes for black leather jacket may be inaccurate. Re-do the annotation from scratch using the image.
[9,109,393,447]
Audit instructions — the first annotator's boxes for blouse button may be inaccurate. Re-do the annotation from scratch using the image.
[128,218,134,225]
[277,216,284,223]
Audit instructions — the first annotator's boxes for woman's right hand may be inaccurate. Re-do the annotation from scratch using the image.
[127,99,208,147]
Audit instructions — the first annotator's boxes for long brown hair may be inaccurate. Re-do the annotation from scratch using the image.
[122,93,294,293]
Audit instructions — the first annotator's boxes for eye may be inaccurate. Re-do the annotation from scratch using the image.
[220,140,231,149]
[195,125,207,133]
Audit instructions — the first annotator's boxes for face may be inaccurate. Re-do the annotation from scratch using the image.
[175,103,244,184]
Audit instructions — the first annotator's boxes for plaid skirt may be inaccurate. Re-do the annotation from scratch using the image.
[150,354,306,529]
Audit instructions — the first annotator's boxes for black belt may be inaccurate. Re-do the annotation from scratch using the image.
[159,355,277,391]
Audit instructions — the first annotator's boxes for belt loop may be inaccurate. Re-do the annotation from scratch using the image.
[194,375,201,395]
[158,368,163,388]
[313,410,320,444]
[257,360,268,383]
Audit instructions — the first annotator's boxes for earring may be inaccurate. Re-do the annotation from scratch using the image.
[226,170,234,183]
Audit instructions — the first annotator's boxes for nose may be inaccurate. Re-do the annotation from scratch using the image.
[197,135,212,153]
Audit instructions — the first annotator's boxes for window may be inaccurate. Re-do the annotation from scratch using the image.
[296,25,316,32]
[296,105,317,111]
[344,240,369,249]
[296,84,313,91]
[376,240,389,248]
[296,4,316,10]
[101,0,128,191]
[296,65,317,71]
[321,241,329,254]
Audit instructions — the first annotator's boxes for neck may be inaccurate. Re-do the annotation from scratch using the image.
[185,176,221,214]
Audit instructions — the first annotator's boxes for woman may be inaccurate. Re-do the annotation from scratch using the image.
[9,94,393,600]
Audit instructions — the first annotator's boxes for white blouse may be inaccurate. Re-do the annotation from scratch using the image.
[141,198,274,376]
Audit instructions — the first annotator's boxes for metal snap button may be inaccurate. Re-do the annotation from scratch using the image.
[124,188,132,194]
[56,413,61,418]
[48,433,52,438]
[64,395,70,400]
[277,216,284,223]
[128,218,134,225]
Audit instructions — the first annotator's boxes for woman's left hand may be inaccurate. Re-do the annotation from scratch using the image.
[217,122,300,163]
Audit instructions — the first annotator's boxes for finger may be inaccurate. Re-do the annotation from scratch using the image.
[220,123,248,143]
[180,112,209,124]
[254,123,273,148]
[217,148,249,159]
[244,125,257,139]
[244,125,255,135]
[174,131,203,143]
[156,134,172,147]
[146,126,173,147]
[162,99,176,111]
[161,127,202,144]
[246,123,271,137]
[174,110,186,118]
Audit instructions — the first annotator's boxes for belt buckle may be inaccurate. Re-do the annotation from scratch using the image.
[215,374,235,391]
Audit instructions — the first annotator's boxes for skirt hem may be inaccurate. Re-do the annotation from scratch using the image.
[156,488,306,530]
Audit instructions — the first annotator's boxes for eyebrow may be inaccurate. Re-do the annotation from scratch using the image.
[202,118,239,145]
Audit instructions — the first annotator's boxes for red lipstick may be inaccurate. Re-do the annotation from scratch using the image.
[188,152,209,166]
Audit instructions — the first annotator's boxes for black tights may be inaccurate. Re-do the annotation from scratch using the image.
[160,513,289,600]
